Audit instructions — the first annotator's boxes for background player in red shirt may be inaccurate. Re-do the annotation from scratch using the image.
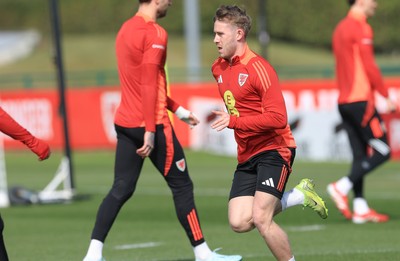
[210,5,328,261]
[327,0,397,224]
[82,1,242,261]
[0,106,50,261]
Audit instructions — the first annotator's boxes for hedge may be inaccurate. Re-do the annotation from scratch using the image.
[1,0,399,52]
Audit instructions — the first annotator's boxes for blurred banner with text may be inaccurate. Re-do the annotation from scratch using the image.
[1,78,399,161]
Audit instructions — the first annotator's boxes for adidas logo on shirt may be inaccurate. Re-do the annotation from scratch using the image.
[217,75,223,83]
[262,178,275,187]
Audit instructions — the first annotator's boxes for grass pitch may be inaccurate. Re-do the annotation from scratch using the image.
[2,150,400,261]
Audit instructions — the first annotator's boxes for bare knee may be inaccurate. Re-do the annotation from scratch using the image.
[229,216,254,233]
[252,210,273,233]
[228,196,255,233]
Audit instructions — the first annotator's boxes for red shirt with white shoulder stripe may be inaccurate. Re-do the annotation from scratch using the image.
[332,9,388,106]
[211,44,296,164]
[114,12,179,132]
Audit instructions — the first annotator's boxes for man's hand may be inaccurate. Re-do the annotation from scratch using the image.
[210,110,230,131]
[175,106,200,128]
[184,112,200,128]
[31,138,51,161]
[136,131,155,158]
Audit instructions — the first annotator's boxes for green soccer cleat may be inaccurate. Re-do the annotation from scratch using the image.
[295,178,328,219]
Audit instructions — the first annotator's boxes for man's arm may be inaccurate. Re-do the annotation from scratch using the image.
[141,63,159,132]
[0,107,50,161]
[358,27,397,111]
[358,26,387,98]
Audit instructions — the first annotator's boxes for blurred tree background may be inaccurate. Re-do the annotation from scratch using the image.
[1,0,399,52]
[0,0,399,87]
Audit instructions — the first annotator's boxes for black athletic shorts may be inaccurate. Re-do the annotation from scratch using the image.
[338,102,387,144]
[229,148,296,200]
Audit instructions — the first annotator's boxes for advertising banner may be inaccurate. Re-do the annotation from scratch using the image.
[1,78,399,161]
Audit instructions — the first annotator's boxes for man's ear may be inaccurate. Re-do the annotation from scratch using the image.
[236,28,245,41]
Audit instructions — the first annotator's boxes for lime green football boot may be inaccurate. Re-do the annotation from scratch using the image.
[295,178,328,219]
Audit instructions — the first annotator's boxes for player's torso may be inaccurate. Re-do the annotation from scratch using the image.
[333,14,373,104]
[115,15,169,127]
[214,61,263,118]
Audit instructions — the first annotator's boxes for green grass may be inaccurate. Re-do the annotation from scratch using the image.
[2,150,400,260]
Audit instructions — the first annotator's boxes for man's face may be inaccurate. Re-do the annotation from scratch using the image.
[156,0,172,19]
[213,20,238,61]
[362,0,378,17]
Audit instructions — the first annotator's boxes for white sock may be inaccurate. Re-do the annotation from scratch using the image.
[281,188,304,211]
[288,256,296,261]
[193,242,212,260]
[335,177,353,195]
[84,239,104,260]
[353,197,369,215]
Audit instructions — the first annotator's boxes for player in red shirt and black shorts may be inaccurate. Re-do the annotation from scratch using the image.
[327,0,397,224]
[82,1,242,261]
[210,5,328,261]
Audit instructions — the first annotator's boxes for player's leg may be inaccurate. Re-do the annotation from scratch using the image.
[229,150,294,260]
[150,125,242,261]
[350,110,390,223]
[83,126,145,261]
[228,150,293,229]
[227,157,259,232]
[253,150,294,260]
[327,103,364,219]
[338,104,390,186]
[327,117,361,219]
[277,148,328,219]
[346,120,367,199]
[228,194,294,260]
[228,196,255,232]
[0,215,9,261]
[352,110,391,179]
[253,192,293,261]
[150,125,203,245]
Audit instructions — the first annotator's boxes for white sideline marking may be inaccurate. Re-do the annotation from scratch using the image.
[285,224,326,232]
[114,242,162,250]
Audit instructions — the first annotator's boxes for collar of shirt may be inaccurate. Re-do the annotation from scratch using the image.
[136,11,155,22]
[230,43,250,66]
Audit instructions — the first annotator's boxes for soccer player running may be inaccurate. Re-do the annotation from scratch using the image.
[327,0,397,224]
[210,5,328,261]
[82,1,242,261]
[0,106,50,261]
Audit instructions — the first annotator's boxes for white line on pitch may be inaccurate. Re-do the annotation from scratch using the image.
[114,242,162,250]
[285,224,326,232]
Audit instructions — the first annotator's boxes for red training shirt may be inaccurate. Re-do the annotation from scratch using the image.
[332,9,388,106]
[114,12,179,132]
[212,44,296,164]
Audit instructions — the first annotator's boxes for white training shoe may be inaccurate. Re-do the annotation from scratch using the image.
[196,249,242,261]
